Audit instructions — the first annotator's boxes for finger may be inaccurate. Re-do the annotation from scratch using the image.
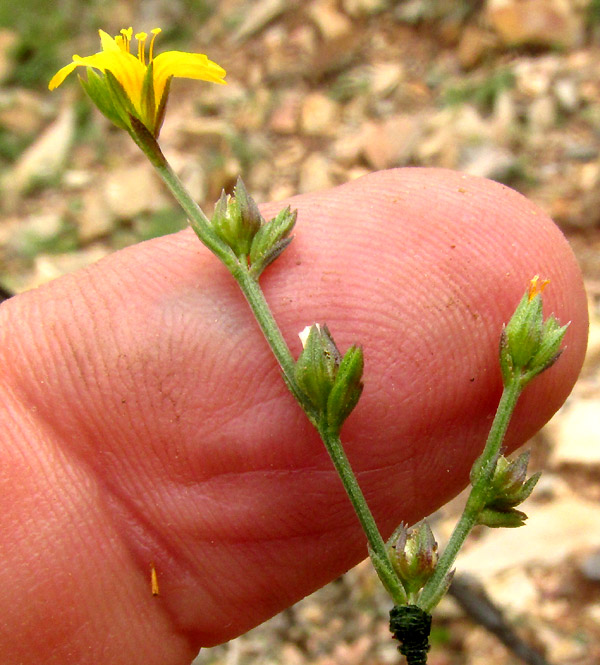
[0,168,587,663]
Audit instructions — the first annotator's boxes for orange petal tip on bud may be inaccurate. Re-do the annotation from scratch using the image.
[527,275,550,302]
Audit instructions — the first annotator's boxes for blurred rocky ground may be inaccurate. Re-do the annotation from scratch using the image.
[1,1,599,663]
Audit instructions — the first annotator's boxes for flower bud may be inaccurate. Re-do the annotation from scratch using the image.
[211,178,263,258]
[326,345,364,430]
[500,276,569,387]
[487,452,541,511]
[388,522,438,597]
[295,324,341,413]
[249,205,297,276]
[477,506,529,529]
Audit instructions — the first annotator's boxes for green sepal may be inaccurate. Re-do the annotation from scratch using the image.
[368,543,407,604]
[294,324,341,413]
[141,60,156,136]
[522,317,569,383]
[234,177,264,233]
[154,76,171,138]
[477,506,529,528]
[78,69,129,131]
[505,291,543,368]
[103,68,138,130]
[476,450,541,517]
[249,205,297,277]
[499,327,514,384]
[211,179,262,258]
[281,370,318,426]
[488,451,541,510]
[388,522,438,597]
[500,282,569,388]
[326,344,364,430]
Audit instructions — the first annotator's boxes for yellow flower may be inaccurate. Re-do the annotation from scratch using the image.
[49,28,226,137]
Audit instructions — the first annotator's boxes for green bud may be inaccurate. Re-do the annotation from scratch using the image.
[469,452,497,486]
[500,276,569,387]
[249,205,297,277]
[388,522,438,597]
[477,506,529,528]
[295,324,341,413]
[211,178,263,258]
[326,345,364,431]
[486,452,541,511]
[80,69,132,133]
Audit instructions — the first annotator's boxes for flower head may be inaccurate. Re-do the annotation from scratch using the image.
[49,28,226,137]
[499,276,568,388]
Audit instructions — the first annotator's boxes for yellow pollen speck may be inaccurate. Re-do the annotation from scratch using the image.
[151,563,160,596]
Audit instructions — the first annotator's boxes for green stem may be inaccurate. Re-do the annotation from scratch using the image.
[418,378,523,612]
[133,128,239,270]
[142,134,404,603]
[233,264,318,421]
[320,423,407,605]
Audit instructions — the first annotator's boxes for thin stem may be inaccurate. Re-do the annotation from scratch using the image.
[418,378,522,612]
[320,424,407,605]
[133,128,239,270]
[142,136,403,603]
[233,264,318,421]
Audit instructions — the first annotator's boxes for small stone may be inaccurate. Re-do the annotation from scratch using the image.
[535,626,587,662]
[331,131,365,166]
[457,25,496,69]
[0,29,17,83]
[579,549,600,582]
[248,159,274,192]
[492,89,517,137]
[583,301,600,369]
[232,0,287,43]
[342,0,388,17]
[300,92,340,136]
[394,0,429,24]
[298,153,335,193]
[528,95,556,132]
[360,114,424,170]
[9,212,64,253]
[487,0,583,49]
[269,182,295,202]
[308,0,353,40]
[4,104,75,205]
[513,56,560,97]
[554,78,579,112]
[483,568,540,615]
[62,170,93,190]
[77,188,113,242]
[104,164,168,220]
[459,144,518,182]
[0,89,50,136]
[269,92,302,134]
[370,62,404,97]
[31,247,109,288]
[459,497,600,577]
[546,399,600,465]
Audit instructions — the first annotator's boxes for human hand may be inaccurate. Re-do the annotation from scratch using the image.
[0,168,587,665]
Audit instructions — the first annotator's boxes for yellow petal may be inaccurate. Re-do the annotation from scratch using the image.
[152,51,226,100]
[99,29,121,52]
[48,60,79,90]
